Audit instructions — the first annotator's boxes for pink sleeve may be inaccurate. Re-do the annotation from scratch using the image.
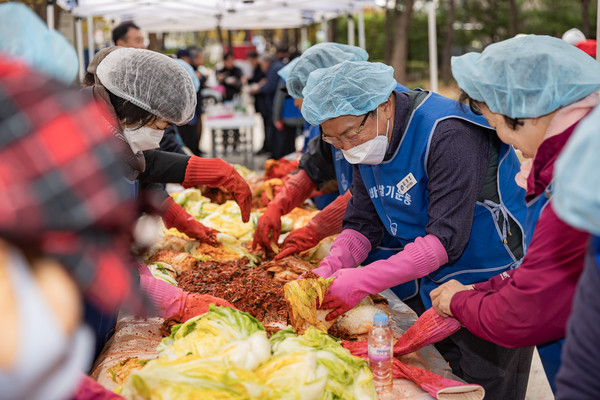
[353,234,448,295]
[450,204,588,348]
[137,263,187,319]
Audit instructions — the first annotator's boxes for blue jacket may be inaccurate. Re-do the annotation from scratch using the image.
[359,90,527,307]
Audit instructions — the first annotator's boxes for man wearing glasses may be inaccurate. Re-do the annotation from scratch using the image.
[301,60,532,400]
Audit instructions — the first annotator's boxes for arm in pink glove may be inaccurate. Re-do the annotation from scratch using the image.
[252,169,317,250]
[309,228,372,278]
[137,264,233,321]
[276,191,352,259]
[161,196,219,245]
[321,234,448,320]
[182,156,252,222]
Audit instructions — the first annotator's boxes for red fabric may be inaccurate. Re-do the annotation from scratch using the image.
[72,373,125,399]
[276,190,352,259]
[576,39,597,58]
[162,197,219,245]
[392,359,485,399]
[392,308,461,356]
[182,156,252,222]
[451,123,588,348]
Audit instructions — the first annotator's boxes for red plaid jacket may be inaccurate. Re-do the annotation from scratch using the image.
[0,54,141,312]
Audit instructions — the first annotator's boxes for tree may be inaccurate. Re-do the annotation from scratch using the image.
[508,0,518,36]
[390,0,415,83]
[384,0,395,64]
[581,0,591,37]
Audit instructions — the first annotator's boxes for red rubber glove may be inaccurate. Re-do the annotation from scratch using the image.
[252,169,316,251]
[183,156,252,222]
[180,293,234,321]
[276,191,352,259]
[162,196,219,245]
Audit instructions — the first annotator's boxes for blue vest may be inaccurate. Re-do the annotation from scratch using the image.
[333,147,419,301]
[524,181,553,248]
[359,90,527,307]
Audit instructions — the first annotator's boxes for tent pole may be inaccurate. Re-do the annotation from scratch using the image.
[320,18,327,43]
[46,0,55,30]
[597,0,600,61]
[87,16,95,64]
[301,26,308,51]
[75,17,85,83]
[348,14,355,46]
[427,0,438,93]
[357,7,365,50]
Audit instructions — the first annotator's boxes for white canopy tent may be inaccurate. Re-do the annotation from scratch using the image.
[57,0,375,78]
[59,0,373,32]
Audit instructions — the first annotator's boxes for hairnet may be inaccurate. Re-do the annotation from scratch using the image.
[452,35,600,118]
[95,47,196,125]
[301,60,396,126]
[277,57,300,82]
[0,2,78,84]
[554,103,600,235]
[286,42,369,99]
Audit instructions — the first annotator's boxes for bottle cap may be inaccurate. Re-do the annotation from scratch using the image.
[373,313,388,324]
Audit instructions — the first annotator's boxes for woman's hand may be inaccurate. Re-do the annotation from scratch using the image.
[430,279,474,318]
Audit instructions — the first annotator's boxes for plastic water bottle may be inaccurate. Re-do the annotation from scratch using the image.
[368,313,393,395]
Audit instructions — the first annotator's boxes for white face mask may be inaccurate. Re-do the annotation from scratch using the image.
[123,126,165,154]
[342,108,390,164]
[1,246,94,400]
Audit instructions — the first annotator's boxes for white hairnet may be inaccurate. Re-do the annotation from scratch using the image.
[562,28,586,45]
[452,35,600,118]
[301,61,396,126]
[554,103,600,235]
[0,3,78,84]
[96,47,196,125]
[286,42,369,99]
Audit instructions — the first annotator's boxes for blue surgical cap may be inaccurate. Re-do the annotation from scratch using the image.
[0,3,78,85]
[277,57,300,82]
[452,35,600,118]
[301,61,396,126]
[286,42,368,99]
[554,103,600,235]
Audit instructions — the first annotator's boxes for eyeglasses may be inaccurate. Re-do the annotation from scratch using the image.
[321,111,372,146]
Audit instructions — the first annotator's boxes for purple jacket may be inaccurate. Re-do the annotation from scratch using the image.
[450,122,589,348]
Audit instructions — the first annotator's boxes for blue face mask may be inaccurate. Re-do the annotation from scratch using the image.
[342,108,390,164]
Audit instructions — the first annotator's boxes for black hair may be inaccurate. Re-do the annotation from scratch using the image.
[107,90,158,128]
[247,51,259,59]
[458,90,524,130]
[223,52,235,61]
[112,21,141,45]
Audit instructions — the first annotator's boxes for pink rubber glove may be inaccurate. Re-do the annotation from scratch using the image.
[252,169,317,251]
[321,234,448,320]
[276,191,351,259]
[309,229,371,278]
[138,264,233,321]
